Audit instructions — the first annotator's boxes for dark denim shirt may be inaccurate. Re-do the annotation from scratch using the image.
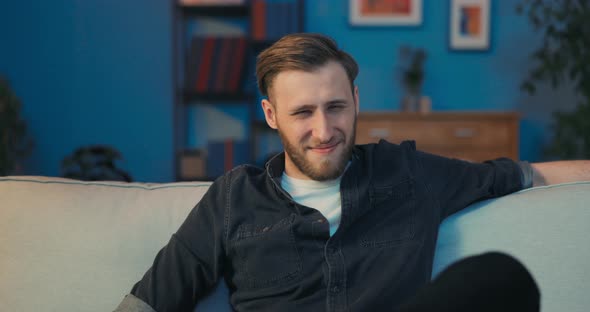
[129,140,524,311]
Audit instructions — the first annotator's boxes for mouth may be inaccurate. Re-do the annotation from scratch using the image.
[309,142,340,154]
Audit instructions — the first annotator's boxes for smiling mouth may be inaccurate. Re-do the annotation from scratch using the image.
[310,142,339,154]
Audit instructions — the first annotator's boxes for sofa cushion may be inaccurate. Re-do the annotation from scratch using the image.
[434,181,590,312]
[0,176,212,312]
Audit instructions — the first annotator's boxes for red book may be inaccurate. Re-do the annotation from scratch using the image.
[251,0,266,40]
[207,37,224,91]
[229,37,247,92]
[195,37,216,92]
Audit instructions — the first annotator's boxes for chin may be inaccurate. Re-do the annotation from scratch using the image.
[310,162,345,181]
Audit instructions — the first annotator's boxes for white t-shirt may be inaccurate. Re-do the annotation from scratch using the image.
[281,173,342,236]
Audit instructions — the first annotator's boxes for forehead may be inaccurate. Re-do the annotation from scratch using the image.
[270,61,351,108]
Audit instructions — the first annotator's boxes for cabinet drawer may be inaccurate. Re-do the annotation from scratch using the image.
[418,146,514,162]
[355,112,519,161]
[363,121,512,148]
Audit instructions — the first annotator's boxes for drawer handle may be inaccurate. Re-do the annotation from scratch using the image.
[369,128,390,138]
[454,128,476,138]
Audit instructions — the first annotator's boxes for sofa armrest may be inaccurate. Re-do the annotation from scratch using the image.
[434,181,590,312]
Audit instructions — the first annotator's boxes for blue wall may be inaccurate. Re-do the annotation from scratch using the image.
[0,0,173,182]
[1,1,576,182]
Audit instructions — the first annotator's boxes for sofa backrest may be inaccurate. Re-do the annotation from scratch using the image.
[0,176,214,312]
[1,176,589,312]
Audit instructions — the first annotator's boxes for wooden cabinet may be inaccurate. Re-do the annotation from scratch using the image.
[356,112,519,162]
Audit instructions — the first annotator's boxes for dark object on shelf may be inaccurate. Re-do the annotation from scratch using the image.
[517,0,590,159]
[61,145,132,182]
[0,77,34,176]
[178,149,207,181]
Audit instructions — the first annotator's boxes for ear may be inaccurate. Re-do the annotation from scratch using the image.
[353,85,360,116]
[261,99,278,130]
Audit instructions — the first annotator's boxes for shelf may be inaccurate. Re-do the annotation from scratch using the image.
[178,4,249,17]
[182,91,252,103]
[173,0,305,181]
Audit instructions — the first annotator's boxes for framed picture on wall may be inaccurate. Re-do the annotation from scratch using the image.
[349,0,423,26]
[449,0,491,50]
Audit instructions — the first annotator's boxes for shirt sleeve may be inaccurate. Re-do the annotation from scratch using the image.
[114,294,156,312]
[414,149,524,220]
[518,160,534,189]
[122,177,228,312]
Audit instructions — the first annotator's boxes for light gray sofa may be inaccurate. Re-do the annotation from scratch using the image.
[1,176,589,311]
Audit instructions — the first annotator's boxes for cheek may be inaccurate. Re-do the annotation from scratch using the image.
[336,115,355,131]
[280,123,308,144]
[290,122,312,140]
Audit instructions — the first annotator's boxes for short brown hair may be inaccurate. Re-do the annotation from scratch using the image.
[255,33,359,98]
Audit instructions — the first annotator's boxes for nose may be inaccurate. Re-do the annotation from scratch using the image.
[312,111,334,143]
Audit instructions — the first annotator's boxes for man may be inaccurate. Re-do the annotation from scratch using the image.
[116,33,589,311]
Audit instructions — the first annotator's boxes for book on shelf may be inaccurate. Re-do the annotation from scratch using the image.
[251,0,266,40]
[213,37,233,92]
[206,139,249,177]
[228,37,247,92]
[186,36,248,94]
[251,0,300,40]
[195,37,216,92]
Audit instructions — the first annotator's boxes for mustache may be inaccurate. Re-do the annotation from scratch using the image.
[307,136,344,149]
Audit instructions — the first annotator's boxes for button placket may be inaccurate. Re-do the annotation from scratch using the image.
[324,240,346,311]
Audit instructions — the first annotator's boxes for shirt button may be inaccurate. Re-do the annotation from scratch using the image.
[332,285,340,293]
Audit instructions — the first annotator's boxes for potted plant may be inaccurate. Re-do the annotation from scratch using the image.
[0,77,33,175]
[398,45,428,112]
[61,145,132,182]
[517,0,590,159]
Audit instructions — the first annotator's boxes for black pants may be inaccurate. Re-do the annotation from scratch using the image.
[397,252,541,312]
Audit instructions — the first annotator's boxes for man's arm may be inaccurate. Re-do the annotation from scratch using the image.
[114,177,228,312]
[529,160,590,187]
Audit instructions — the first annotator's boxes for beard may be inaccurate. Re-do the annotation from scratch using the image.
[277,116,356,181]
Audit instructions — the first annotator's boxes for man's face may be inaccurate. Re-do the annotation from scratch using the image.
[261,61,359,181]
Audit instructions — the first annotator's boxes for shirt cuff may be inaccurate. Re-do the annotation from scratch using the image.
[113,294,156,312]
[518,161,533,189]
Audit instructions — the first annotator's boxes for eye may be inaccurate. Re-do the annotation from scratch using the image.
[328,104,345,111]
[292,110,311,117]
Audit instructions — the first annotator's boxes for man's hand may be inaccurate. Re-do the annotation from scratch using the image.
[531,161,590,187]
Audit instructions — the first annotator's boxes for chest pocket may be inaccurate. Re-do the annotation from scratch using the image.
[360,179,416,248]
[231,214,302,289]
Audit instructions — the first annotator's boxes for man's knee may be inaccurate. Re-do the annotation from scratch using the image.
[397,251,540,312]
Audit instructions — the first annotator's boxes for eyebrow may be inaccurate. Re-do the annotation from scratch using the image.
[326,99,348,105]
[289,99,348,113]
